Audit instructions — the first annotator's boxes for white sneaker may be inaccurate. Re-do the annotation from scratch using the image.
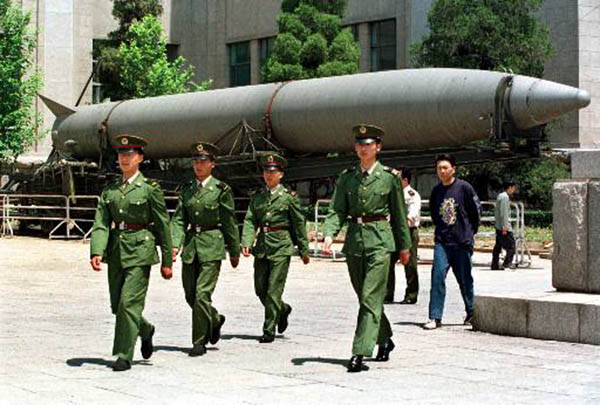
[423,319,441,330]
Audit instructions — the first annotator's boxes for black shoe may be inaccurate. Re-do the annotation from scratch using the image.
[258,334,275,343]
[347,355,369,372]
[141,325,155,360]
[464,314,474,326]
[277,305,292,334]
[399,297,417,305]
[375,339,395,362]
[189,344,207,357]
[112,358,131,372]
[383,298,394,304]
[209,315,226,345]
[491,264,503,270]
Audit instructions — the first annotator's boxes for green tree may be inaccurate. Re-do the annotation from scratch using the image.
[411,0,554,77]
[263,0,359,82]
[97,0,163,101]
[0,0,43,162]
[119,15,210,99]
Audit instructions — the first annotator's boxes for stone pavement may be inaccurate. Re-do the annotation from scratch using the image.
[0,237,598,404]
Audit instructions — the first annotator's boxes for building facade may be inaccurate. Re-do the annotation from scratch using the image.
[19,0,600,161]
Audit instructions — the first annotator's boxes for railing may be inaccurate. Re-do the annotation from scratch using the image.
[312,198,532,267]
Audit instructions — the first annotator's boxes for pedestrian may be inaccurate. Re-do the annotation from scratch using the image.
[322,124,411,373]
[491,181,517,270]
[385,168,421,304]
[170,142,240,357]
[90,134,173,372]
[240,153,310,343]
[424,153,481,330]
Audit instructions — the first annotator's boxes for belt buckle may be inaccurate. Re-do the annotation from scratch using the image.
[195,225,202,233]
[118,222,125,230]
[261,226,267,233]
[357,217,363,225]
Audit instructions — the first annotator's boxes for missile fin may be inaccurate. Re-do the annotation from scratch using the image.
[38,94,76,117]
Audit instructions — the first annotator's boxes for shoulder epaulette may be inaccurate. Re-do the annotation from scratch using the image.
[383,166,401,177]
[216,181,230,191]
[144,178,161,188]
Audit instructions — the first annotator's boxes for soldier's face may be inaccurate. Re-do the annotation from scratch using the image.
[355,142,381,161]
[436,160,455,183]
[118,151,143,174]
[192,158,215,180]
[263,169,283,188]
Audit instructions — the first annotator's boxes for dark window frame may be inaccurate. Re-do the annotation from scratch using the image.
[369,19,397,72]
[229,41,251,87]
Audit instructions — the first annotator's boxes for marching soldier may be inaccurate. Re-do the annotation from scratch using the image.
[385,168,421,304]
[90,134,173,372]
[322,124,411,372]
[241,153,310,343]
[171,142,241,357]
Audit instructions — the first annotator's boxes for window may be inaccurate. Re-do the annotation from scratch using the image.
[229,41,251,87]
[370,19,396,72]
[259,36,275,83]
[350,24,359,42]
[166,44,179,62]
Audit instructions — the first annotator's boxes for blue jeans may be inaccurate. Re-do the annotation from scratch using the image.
[428,243,474,320]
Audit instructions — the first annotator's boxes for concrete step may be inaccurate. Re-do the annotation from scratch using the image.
[473,292,600,345]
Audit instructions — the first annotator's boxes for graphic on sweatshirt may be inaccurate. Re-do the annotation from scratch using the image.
[440,198,457,225]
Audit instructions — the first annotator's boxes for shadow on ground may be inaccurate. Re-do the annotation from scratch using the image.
[291,357,348,369]
[66,357,150,368]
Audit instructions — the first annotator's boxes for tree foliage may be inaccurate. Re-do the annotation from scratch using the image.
[263,0,359,82]
[0,0,43,162]
[119,15,210,99]
[411,0,554,77]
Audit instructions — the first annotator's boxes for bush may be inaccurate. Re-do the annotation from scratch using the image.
[524,210,552,228]
[329,29,360,62]
[272,33,303,65]
[277,13,309,41]
[301,33,328,68]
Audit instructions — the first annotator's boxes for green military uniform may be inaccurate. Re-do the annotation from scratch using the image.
[90,135,172,363]
[241,154,310,339]
[323,126,411,358]
[171,143,240,349]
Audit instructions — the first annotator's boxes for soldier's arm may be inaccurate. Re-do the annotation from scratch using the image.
[149,184,173,268]
[240,197,257,249]
[90,190,111,259]
[390,176,412,252]
[170,191,187,249]
[322,175,348,240]
[289,193,310,257]
[219,185,241,258]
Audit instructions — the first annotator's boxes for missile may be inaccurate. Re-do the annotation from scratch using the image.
[41,68,591,159]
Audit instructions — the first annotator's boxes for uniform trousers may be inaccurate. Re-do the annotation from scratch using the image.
[386,227,420,301]
[346,252,392,356]
[254,256,291,337]
[108,264,153,361]
[182,259,222,346]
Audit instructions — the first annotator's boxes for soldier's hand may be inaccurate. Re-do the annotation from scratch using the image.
[322,236,333,253]
[161,266,173,280]
[230,256,240,268]
[407,218,414,227]
[302,255,310,265]
[90,255,102,271]
[171,247,180,262]
[399,250,410,266]
[242,247,251,257]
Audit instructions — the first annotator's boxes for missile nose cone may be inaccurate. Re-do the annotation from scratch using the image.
[576,89,591,109]
[509,77,592,129]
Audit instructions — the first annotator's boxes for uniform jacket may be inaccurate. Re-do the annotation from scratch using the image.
[90,173,173,268]
[241,185,310,259]
[171,176,241,264]
[323,162,412,256]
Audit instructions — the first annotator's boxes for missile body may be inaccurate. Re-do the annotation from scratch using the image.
[44,68,590,159]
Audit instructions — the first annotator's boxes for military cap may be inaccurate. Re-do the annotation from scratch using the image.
[260,153,287,171]
[191,142,220,161]
[112,134,148,153]
[352,124,385,144]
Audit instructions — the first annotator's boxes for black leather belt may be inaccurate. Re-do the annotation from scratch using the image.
[189,224,219,233]
[260,226,288,233]
[113,222,147,230]
[349,215,388,224]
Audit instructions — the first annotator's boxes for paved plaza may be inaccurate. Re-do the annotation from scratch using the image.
[0,237,598,404]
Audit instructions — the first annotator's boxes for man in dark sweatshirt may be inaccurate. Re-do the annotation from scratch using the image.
[424,154,481,330]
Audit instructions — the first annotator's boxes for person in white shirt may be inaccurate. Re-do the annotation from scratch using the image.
[385,168,422,304]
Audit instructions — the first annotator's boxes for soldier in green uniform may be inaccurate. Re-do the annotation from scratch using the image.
[171,142,241,357]
[322,124,412,372]
[90,134,173,372]
[241,153,310,343]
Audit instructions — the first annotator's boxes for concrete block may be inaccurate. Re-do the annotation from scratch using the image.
[473,296,527,337]
[589,181,600,292]
[580,304,600,345]
[528,300,580,343]
[571,150,600,178]
[552,180,588,291]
